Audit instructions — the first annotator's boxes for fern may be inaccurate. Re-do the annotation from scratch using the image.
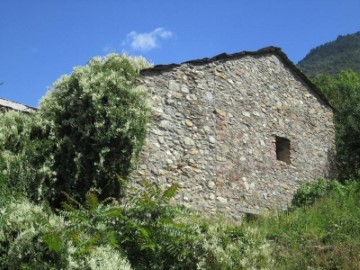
[161,183,179,202]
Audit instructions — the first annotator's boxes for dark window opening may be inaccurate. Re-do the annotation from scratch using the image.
[275,136,291,164]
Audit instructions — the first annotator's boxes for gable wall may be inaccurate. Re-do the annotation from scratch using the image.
[134,53,335,219]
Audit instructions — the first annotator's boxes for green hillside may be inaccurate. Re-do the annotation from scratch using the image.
[297,31,360,78]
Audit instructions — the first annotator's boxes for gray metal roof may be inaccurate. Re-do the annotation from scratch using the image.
[0,98,36,113]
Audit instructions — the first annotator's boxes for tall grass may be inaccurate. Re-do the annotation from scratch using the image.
[246,180,360,269]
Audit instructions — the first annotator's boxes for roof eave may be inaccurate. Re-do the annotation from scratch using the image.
[0,98,37,113]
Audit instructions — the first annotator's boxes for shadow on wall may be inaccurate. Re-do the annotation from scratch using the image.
[326,148,338,179]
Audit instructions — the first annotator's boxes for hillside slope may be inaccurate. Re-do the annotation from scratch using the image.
[297,31,360,78]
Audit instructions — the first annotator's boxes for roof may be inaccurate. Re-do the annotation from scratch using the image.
[140,46,334,110]
[0,98,36,113]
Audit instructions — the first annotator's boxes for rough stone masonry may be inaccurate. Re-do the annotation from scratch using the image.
[133,47,335,220]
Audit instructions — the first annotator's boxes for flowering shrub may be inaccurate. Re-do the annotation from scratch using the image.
[39,54,151,205]
[0,197,132,269]
[0,54,151,206]
[0,182,274,270]
[0,198,65,269]
[0,111,56,201]
[85,245,132,270]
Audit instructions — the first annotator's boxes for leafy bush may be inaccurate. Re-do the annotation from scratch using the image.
[58,181,273,270]
[313,70,360,180]
[196,222,273,270]
[55,181,203,270]
[0,111,57,202]
[0,156,10,207]
[0,54,151,206]
[84,245,132,270]
[0,111,35,197]
[0,197,132,269]
[290,179,330,209]
[290,179,349,209]
[38,54,151,205]
[0,198,65,269]
[0,181,274,270]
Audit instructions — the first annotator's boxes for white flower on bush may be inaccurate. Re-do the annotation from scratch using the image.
[86,245,132,270]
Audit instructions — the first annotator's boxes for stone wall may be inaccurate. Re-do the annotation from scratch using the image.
[133,49,335,220]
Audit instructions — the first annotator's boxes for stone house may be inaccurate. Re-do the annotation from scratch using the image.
[134,46,335,219]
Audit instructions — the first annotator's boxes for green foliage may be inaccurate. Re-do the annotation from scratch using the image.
[0,156,10,207]
[250,180,360,270]
[0,111,54,201]
[0,54,151,206]
[0,196,133,269]
[57,181,273,270]
[38,54,151,205]
[0,111,34,197]
[313,70,360,180]
[290,179,331,209]
[0,198,66,269]
[195,221,273,270]
[0,180,274,269]
[298,31,360,78]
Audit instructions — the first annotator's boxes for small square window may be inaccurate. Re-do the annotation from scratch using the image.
[275,136,291,164]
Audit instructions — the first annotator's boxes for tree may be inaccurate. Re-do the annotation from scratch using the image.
[39,54,151,205]
[0,54,151,206]
[313,70,360,180]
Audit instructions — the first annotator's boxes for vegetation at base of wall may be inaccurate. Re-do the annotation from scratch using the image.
[247,179,360,270]
[0,180,274,270]
[313,70,360,180]
[289,179,337,209]
[1,177,359,269]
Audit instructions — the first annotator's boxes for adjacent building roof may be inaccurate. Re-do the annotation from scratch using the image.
[141,46,334,110]
[0,98,36,113]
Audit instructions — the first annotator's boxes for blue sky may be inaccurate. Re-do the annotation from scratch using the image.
[1,1,359,107]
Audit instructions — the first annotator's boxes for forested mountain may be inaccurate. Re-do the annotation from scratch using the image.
[297,31,360,78]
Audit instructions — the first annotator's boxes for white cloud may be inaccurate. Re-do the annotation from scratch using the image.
[123,27,173,52]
